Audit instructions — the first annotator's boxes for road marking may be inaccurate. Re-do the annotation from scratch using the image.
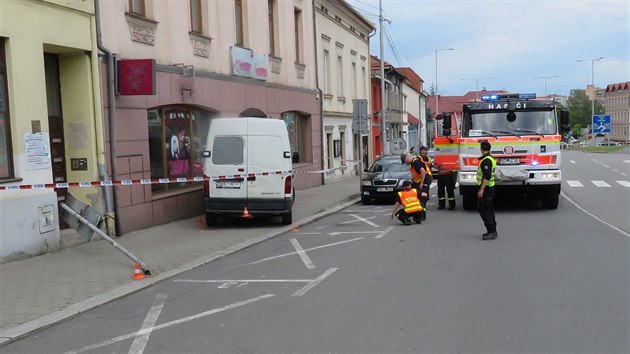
[622,173,628,177]
[293,232,322,235]
[567,180,584,187]
[63,294,274,354]
[292,268,338,296]
[612,169,619,173]
[375,226,395,239]
[349,214,379,227]
[174,279,311,283]
[329,231,381,236]
[290,238,315,269]
[243,238,364,266]
[623,160,630,164]
[616,181,630,188]
[570,160,576,164]
[591,180,611,187]
[561,192,630,238]
[128,293,167,354]
[315,215,376,229]
[591,159,610,169]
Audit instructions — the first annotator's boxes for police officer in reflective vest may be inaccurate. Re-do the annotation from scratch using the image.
[477,141,498,240]
[391,180,424,225]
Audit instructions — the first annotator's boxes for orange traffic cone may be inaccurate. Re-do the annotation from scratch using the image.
[242,207,251,218]
[132,262,145,280]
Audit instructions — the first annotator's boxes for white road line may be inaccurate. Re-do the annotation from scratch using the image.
[623,160,630,164]
[591,159,610,169]
[616,181,630,188]
[243,238,364,266]
[375,226,395,239]
[315,215,376,229]
[293,232,322,235]
[592,180,611,187]
[292,268,338,296]
[174,279,311,283]
[622,173,628,176]
[329,231,381,236]
[349,214,379,227]
[567,180,584,187]
[128,293,167,354]
[63,294,274,354]
[612,169,618,173]
[561,192,630,238]
[290,238,315,269]
[570,160,576,164]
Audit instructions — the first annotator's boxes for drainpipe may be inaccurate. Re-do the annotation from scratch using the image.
[367,27,376,166]
[312,1,325,186]
[94,0,120,236]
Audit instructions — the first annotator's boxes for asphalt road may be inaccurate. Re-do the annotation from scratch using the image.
[4,162,629,353]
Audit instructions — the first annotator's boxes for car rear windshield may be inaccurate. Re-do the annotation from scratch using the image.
[369,159,408,172]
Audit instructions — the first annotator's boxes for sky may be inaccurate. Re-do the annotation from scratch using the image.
[347,0,629,97]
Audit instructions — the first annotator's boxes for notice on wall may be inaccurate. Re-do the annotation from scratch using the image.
[25,132,51,170]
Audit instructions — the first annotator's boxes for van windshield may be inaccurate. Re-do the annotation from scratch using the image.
[213,137,244,165]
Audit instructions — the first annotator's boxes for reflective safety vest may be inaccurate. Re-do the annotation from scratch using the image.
[422,157,433,177]
[410,157,432,183]
[398,189,423,213]
[476,154,496,187]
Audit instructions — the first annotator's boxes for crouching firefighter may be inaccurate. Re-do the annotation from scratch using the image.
[391,180,424,225]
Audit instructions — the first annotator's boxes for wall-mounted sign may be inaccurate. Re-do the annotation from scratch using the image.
[231,46,268,81]
[25,132,51,170]
[116,59,156,95]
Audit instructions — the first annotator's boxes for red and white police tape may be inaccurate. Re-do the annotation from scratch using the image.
[0,160,361,191]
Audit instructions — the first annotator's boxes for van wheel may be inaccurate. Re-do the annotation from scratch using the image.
[541,192,559,209]
[282,211,292,225]
[205,212,218,227]
[292,188,296,207]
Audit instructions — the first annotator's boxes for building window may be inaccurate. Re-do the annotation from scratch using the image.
[362,66,366,98]
[326,132,333,169]
[333,140,342,157]
[129,0,145,16]
[268,0,276,55]
[235,0,244,46]
[148,108,210,193]
[0,38,13,180]
[323,50,330,94]
[352,62,357,99]
[283,112,309,163]
[294,8,303,63]
[339,131,346,164]
[337,56,343,97]
[190,0,203,34]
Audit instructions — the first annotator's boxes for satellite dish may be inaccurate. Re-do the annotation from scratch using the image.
[389,138,407,155]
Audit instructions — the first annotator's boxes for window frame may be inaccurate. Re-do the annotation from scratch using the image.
[190,0,203,34]
[294,8,303,64]
[268,0,276,55]
[0,38,14,180]
[235,0,244,46]
[129,0,146,17]
[337,55,343,97]
[323,50,330,94]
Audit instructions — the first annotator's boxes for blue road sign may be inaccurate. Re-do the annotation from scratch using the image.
[592,115,611,134]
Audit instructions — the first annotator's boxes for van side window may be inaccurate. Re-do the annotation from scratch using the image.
[213,136,244,164]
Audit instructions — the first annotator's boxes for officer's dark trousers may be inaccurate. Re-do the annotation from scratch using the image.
[395,209,422,224]
[437,172,456,208]
[477,187,496,233]
[412,178,431,220]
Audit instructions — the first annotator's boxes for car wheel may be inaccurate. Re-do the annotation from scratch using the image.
[281,211,292,225]
[361,196,371,205]
[205,212,218,227]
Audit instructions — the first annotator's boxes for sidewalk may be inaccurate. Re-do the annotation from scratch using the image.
[0,176,361,346]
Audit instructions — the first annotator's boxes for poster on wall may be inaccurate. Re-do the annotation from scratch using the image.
[231,46,268,80]
[165,109,192,177]
[25,132,51,170]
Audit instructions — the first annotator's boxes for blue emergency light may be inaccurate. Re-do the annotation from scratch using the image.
[480,95,499,101]
[480,93,537,101]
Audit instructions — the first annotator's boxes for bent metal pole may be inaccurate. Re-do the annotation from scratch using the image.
[60,203,151,275]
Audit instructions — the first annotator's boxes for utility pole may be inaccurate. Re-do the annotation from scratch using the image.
[533,75,559,96]
[379,0,388,155]
[578,57,603,147]
[462,77,493,101]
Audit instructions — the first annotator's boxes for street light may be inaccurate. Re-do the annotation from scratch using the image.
[435,48,454,115]
[577,57,603,146]
[533,75,559,96]
[462,77,493,100]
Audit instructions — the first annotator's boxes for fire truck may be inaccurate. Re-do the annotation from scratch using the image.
[433,93,570,210]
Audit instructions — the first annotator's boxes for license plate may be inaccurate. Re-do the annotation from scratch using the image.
[377,187,393,192]
[498,158,520,165]
[216,181,241,189]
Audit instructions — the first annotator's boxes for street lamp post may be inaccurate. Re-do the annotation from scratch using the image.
[533,75,559,96]
[578,57,603,146]
[462,77,493,101]
[435,48,454,115]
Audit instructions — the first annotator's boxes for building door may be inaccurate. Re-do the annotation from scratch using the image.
[45,54,68,229]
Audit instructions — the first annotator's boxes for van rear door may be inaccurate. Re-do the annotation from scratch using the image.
[246,134,285,201]
[209,135,247,206]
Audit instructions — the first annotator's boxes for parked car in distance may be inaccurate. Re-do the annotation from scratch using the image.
[361,155,411,204]
[597,141,619,146]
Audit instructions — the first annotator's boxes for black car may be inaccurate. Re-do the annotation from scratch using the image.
[361,156,411,204]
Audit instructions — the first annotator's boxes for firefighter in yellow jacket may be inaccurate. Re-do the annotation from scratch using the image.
[390,180,424,225]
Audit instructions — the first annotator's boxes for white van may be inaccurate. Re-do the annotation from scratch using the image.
[202,117,294,226]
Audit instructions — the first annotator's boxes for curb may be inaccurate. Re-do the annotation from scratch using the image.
[0,195,361,347]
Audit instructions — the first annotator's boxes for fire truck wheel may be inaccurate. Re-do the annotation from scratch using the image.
[541,192,559,209]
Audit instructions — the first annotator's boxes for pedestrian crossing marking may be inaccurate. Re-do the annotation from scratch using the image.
[616,181,630,188]
[591,180,611,187]
[567,180,583,187]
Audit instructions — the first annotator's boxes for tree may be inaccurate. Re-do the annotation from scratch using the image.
[567,89,605,128]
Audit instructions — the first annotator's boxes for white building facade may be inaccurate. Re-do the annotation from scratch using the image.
[315,0,373,182]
